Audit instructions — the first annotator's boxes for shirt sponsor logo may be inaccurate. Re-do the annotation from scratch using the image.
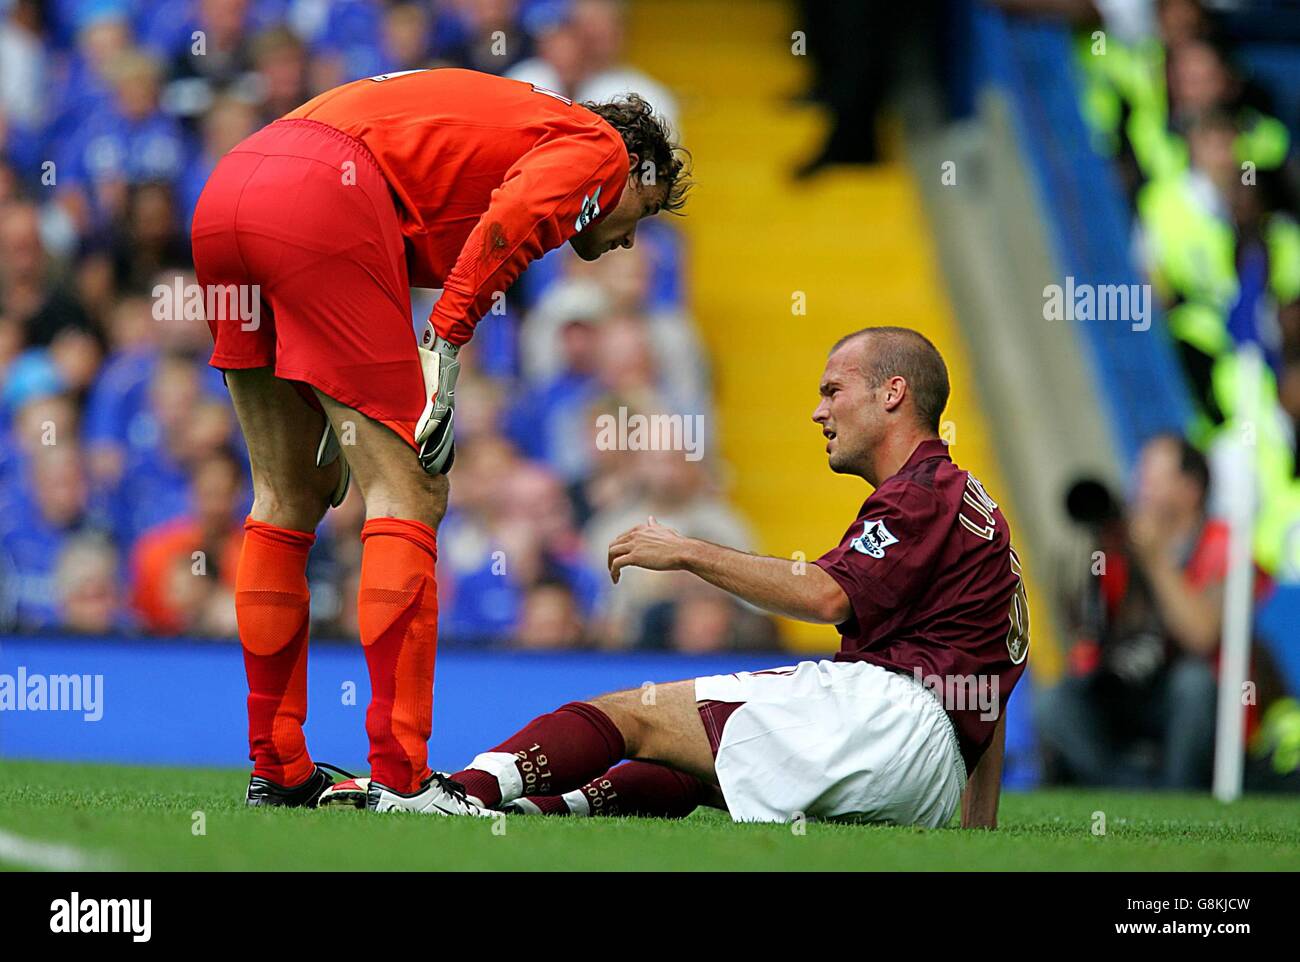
[850,519,898,559]
[575,186,602,232]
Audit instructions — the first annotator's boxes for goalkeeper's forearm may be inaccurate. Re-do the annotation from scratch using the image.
[678,539,850,625]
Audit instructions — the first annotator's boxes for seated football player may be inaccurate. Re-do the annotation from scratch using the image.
[319,328,1030,827]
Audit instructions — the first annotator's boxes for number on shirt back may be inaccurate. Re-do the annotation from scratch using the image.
[1006,548,1030,664]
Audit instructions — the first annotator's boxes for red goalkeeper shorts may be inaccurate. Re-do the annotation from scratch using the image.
[191,118,422,448]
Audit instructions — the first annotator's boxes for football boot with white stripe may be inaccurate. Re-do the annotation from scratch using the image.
[319,772,490,816]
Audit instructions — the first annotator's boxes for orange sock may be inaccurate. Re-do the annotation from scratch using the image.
[236,518,316,787]
[358,518,439,793]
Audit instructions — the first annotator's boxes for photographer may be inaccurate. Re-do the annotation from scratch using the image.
[1038,433,1268,789]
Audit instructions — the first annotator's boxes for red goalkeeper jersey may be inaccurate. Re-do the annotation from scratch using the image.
[284,67,630,345]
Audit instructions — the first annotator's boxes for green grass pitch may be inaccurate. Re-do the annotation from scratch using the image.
[2,760,1298,871]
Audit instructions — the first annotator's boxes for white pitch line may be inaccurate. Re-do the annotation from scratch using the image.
[0,828,112,871]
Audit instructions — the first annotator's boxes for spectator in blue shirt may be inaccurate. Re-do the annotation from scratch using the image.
[108,352,214,546]
[433,0,535,75]
[82,294,158,492]
[311,0,387,87]
[42,1,130,162]
[0,442,101,629]
[177,95,257,232]
[157,0,257,125]
[504,296,605,482]
[57,48,193,237]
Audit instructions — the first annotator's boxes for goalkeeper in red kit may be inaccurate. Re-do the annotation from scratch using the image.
[190,67,689,814]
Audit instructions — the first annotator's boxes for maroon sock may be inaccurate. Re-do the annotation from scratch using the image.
[522,794,572,816]
[523,762,707,818]
[451,701,626,808]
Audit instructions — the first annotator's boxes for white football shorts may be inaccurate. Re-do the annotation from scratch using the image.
[693,659,967,827]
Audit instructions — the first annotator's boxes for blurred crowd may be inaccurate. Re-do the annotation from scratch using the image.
[1050,0,1300,576]
[1002,0,1300,789]
[0,0,774,651]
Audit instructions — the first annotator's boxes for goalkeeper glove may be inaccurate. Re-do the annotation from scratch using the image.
[415,323,460,475]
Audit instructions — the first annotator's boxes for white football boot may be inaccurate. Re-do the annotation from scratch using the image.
[320,772,492,816]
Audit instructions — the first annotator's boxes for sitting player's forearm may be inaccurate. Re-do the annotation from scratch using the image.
[961,715,1005,829]
[961,765,1000,829]
[679,540,850,624]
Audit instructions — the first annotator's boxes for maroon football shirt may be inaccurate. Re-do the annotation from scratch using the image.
[813,439,1029,773]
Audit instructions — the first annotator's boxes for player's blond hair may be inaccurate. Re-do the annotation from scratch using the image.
[832,327,950,433]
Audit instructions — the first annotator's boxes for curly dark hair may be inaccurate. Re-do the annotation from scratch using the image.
[585,94,691,214]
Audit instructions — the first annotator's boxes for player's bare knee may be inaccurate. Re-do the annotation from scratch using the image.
[588,690,650,757]
[364,470,449,529]
[249,484,330,533]
[421,471,450,526]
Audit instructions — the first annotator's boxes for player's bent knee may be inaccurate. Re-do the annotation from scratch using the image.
[589,681,698,762]
[587,689,650,757]
[364,470,449,529]
[419,472,450,525]
[249,483,332,533]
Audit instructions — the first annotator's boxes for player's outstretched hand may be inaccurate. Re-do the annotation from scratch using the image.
[608,517,690,584]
